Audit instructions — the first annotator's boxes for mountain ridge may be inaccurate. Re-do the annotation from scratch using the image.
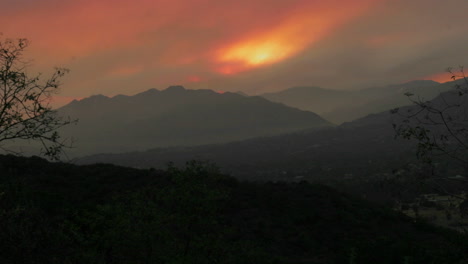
[261,80,447,123]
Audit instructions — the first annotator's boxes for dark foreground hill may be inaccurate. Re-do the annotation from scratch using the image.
[56,86,330,156]
[0,154,467,263]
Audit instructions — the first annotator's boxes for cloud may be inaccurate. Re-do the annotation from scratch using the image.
[1,0,468,100]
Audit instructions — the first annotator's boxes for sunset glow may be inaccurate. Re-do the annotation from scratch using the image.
[0,0,467,100]
[217,15,316,71]
[216,1,374,74]
[221,41,295,66]
[187,75,202,83]
[421,71,453,83]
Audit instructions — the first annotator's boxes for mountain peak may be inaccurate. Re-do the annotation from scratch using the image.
[81,94,109,102]
[164,85,186,92]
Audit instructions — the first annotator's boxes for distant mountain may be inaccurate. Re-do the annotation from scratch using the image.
[261,86,352,115]
[322,80,455,123]
[58,86,331,156]
[261,80,451,124]
[234,91,249,97]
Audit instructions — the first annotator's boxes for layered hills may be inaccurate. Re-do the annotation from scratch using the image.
[76,107,406,180]
[261,80,453,123]
[77,83,464,184]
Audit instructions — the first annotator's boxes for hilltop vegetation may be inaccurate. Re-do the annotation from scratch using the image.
[1,155,467,263]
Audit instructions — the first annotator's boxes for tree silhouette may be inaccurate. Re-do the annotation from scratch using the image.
[393,67,468,173]
[0,36,75,159]
[392,67,468,217]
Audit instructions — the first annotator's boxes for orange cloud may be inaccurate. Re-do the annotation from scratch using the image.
[215,0,375,74]
[2,0,373,66]
[1,0,392,96]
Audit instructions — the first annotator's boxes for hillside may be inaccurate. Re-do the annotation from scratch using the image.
[1,154,467,263]
[56,86,330,156]
[76,102,409,181]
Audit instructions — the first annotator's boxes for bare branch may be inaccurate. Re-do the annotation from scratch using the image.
[0,36,76,160]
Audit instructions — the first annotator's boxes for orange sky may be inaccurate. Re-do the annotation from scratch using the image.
[2,0,468,105]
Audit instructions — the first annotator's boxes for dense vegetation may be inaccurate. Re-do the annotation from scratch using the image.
[1,155,467,263]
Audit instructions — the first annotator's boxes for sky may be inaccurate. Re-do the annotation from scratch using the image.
[2,0,468,106]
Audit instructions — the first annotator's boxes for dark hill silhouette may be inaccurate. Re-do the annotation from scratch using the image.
[1,154,467,263]
[261,80,449,124]
[58,86,331,156]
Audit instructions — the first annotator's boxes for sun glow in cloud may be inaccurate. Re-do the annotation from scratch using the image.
[216,19,316,73]
[221,41,296,66]
[216,1,375,74]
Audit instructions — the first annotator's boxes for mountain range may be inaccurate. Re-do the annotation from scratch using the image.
[58,86,330,156]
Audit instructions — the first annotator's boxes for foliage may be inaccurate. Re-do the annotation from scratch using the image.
[393,67,468,171]
[0,36,75,159]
